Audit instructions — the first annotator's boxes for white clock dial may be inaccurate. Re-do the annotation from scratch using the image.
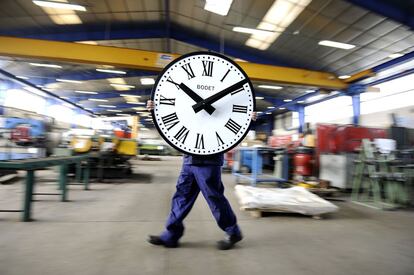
[151,52,255,156]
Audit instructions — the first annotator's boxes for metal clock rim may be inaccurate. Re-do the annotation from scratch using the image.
[150,51,256,157]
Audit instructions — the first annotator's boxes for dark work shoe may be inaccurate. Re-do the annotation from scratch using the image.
[148,235,179,248]
[217,234,243,250]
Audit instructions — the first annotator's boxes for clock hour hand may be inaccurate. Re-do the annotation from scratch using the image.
[179,83,215,114]
[192,79,248,113]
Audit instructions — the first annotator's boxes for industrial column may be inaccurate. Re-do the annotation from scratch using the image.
[352,94,361,125]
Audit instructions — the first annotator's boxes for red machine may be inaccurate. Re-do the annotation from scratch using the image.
[224,150,235,170]
[11,125,31,143]
[293,147,314,177]
[316,124,387,154]
[268,135,292,147]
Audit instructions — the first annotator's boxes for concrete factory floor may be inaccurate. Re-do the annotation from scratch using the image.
[0,156,413,275]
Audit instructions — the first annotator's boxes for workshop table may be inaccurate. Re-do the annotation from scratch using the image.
[0,155,90,221]
[232,147,287,186]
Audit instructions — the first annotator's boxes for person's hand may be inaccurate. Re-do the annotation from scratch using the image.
[251,111,257,121]
[147,100,154,111]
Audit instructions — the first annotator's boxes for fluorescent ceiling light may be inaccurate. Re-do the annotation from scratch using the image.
[30,62,62,68]
[120,94,141,98]
[232,27,274,36]
[244,0,312,50]
[338,75,351,79]
[16,76,29,80]
[56,78,82,84]
[388,53,404,59]
[127,102,145,105]
[267,106,275,109]
[32,1,86,11]
[140,78,155,85]
[107,109,122,112]
[255,96,264,100]
[318,40,355,50]
[76,41,98,45]
[204,0,233,16]
[305,90,315,93]
[266,112,272,115]
[307,94,325,102]
[99,105,116,108]
[49,14,82,24]
[107,78,134,91]
[283,99,292,102]
[297,100,305,103]
[74,90,97,94]
[279,107,286,110]
[88,98,108,102]
[96,68,126,75]
[110,83,135,89]
[34,0,83,25]
[258,85,282,90]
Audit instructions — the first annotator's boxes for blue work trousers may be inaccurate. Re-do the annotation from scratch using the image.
[160,164,241,243]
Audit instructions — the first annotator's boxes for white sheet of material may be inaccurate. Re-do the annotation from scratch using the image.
[235,185,338,216]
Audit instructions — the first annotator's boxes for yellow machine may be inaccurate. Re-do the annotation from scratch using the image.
[71,137,93,153]
[115,139,137,156]
[71,136,137,155]
[70,136,137,179]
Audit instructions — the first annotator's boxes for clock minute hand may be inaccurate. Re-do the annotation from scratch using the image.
[192,79,248,113]
[179,83,215,114]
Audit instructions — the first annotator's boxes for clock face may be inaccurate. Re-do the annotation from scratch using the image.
[151,52,255,156]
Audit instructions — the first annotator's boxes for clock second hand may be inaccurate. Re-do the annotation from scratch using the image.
[192,79,248,113]
[179,83,215,114]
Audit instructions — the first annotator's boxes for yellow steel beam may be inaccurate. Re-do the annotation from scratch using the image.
[0,36,347,89]
[345,69,375,83]
[239,62,347,89]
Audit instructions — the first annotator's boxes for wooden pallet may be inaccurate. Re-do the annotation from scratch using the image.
[242,208,323,219]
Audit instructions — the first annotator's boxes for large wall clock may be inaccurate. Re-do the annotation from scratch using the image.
[151,51,255,156]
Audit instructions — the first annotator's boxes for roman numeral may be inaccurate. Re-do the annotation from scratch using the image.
[174,126,190,144]
[161,112,179,130]
[220,69,230,82]
[202,61,214,77]
[195,133,205,149]
[216,132,224,146]
[231,86,244,95]
[232,104,247,113]
[181,63,196,79]
[167,76,180,90]
[225,119,241,135]
[160,95,175,106]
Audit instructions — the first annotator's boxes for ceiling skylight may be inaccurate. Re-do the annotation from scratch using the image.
[244,0,312,50]
[204,0,233,16]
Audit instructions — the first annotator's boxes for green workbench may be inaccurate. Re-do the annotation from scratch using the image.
[0,155,90,221]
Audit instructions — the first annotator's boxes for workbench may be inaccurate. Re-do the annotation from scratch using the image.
[0,155,90,221]
[232,147,287,186]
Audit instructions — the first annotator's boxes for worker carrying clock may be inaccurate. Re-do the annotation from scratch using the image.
[147,51,256,250]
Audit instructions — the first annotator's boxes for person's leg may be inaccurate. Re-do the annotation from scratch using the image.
[192,165,241,238]
[158,164,200,244]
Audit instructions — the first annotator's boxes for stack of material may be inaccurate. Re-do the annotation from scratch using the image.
[235,185,338,216]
